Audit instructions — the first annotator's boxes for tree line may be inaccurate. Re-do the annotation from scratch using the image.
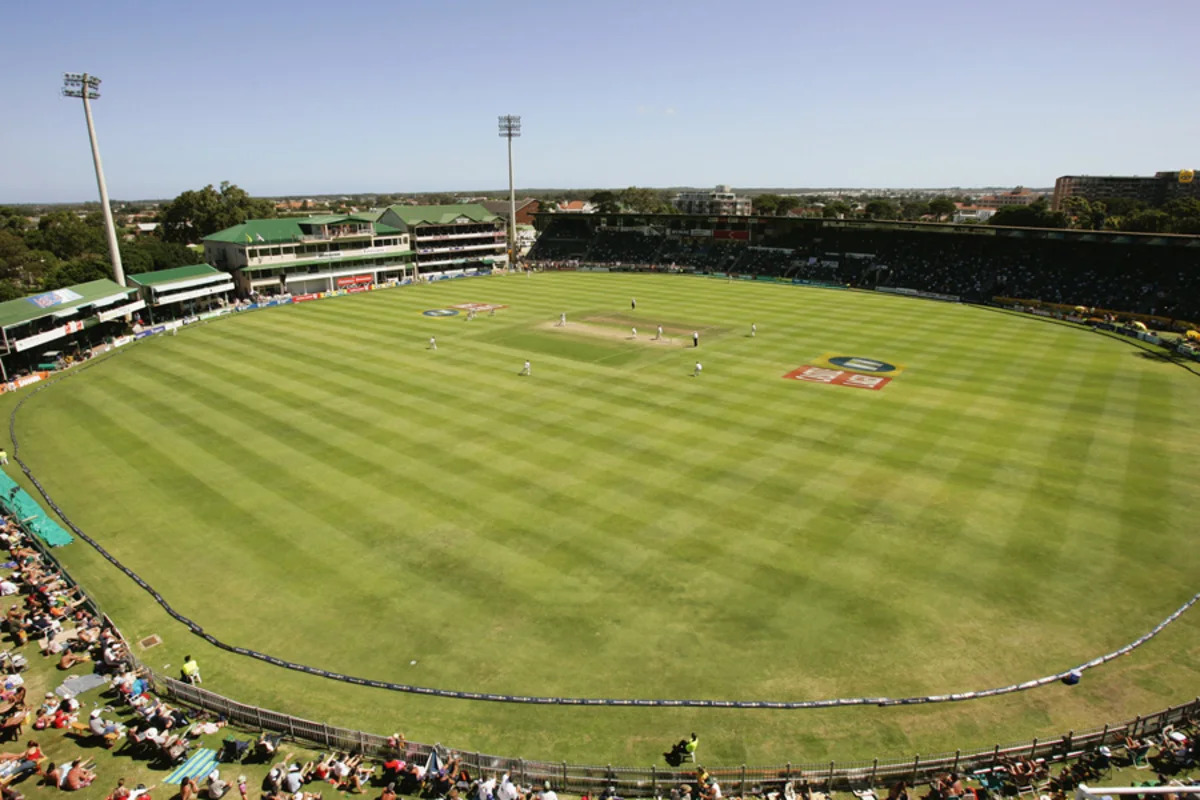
[0,182,274,301]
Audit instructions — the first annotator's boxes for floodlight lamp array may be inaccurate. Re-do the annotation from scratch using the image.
[498,114,521,138]
[62,73,101,87]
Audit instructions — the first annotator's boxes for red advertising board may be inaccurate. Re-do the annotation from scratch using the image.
[292,293,319,303]
[336,274,373,288]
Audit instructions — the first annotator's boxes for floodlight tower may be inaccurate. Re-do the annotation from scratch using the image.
[498,115,521,268]
[62,72,125,286]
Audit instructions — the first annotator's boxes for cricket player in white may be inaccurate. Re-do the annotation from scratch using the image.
[429,336,437,350]
[631,327,637,338]
[520,360,531,376]
[693,362,702,377]
[557,312,566,327]
[751,323,756,337]
[656,325,663,340]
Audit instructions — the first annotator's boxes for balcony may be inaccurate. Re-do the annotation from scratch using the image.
[416,242,504,256]
[247,242,412,267]
[416,230,505,243]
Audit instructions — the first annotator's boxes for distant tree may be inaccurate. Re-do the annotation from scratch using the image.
[901,201,931,220]
[28,210,107,260]
[927,197,956,221]
[136,238,199,271]
[42,256,111,290]
[159,182,277,244]
[619,187,672,214]
[1120,209,1171,233]
[863,199,900,220]
[0,231,33,296]
[1095,196,1144,217]
[1161,197,1200,233]
[117,242,154,275]
[989,198,1067,229]
[752,194,781,216]
[822,201,852,218]
[589,190,622,214]
[1060,196,1093,228]
[0,207,29,234]
[775,196,801,216]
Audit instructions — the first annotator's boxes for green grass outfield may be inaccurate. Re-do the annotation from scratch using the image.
[6,272,1199,766]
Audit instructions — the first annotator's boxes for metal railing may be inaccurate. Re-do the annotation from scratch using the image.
[157,676,1198,797]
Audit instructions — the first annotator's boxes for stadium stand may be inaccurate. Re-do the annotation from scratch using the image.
[530,215,1200,321]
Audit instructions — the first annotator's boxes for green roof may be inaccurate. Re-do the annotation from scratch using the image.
[0,279,136,330]
[204,217,308,245]
[373,223,405,235]
[383,204,500,227]
[204,215,397,245]
[126,264,225,287]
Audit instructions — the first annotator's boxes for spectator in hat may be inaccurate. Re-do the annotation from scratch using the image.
[89,708,124,744]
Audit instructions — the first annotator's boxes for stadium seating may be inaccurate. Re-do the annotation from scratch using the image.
[530,216,1200,320]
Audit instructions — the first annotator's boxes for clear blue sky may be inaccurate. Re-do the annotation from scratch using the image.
[2,0,1196,202]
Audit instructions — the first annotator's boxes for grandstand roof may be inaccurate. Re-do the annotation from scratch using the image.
[382,204,500,227]
[126,264,225,288]
[0,279,136,330]
[204,215,398,245]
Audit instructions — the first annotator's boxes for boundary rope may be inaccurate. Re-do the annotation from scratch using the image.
[7,312,1199,709]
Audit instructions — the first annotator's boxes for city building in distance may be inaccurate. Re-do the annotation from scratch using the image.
[1051,171,1198,210]
[975,187,1041,207]
[674,185,753,216]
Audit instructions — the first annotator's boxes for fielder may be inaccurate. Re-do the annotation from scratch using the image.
[656,325,663,340]
[692,331,699,347]
[693,362,702,377]
[751,323,757,338]
[631,327,637,338]
[428,336,437,350]
[520,360,531,376]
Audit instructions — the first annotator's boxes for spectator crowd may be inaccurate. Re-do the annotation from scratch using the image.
[528,219,1200,322]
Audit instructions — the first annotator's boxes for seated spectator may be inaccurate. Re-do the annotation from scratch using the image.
[206,769,230,799]
[255,731,283,759]
[0,742,40,783]
[497,774,522,800]
[284,762,306,795]
[261,767,283,797]
[41,762,65,790]
[88,709,124,742]
[179,776,202,800]
[63,758,96,791]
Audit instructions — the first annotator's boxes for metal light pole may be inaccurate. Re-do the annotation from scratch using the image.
[63,72,125,286]
[498,115,521,269]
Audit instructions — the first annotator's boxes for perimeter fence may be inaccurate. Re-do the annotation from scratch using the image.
[14,497,1198,796]
[154,679,1200,797]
